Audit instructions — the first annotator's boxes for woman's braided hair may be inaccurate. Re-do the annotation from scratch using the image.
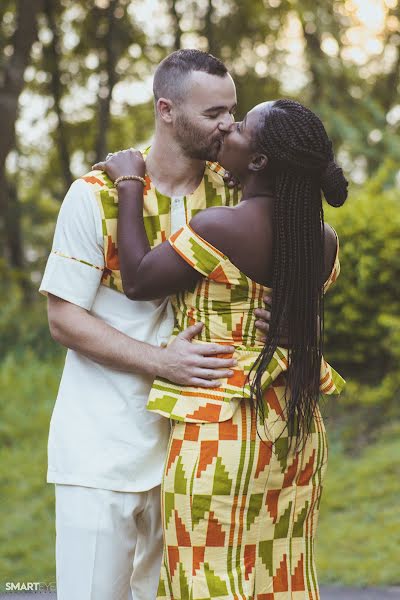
[249,99,348,446]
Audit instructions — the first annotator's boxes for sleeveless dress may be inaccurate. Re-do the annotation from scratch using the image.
[147,224,345,600]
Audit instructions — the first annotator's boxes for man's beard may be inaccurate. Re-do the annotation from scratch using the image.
[174,112,223,162]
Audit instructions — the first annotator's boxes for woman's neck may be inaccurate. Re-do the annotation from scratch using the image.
[240,170,274,201]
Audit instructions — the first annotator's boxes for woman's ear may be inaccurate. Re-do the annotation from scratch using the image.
[249,153,268,172]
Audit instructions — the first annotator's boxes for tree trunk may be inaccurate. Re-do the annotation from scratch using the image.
[205,0,217,56]
[6,173,32,301]
[376,7,400,114]
[300,24,324,105]
[0,0,43,259]
[5,177,23,271]
[95,0,119,163]
[168,0,182,50]
[44,0,73,189]
[0,0,42,170]
[383,47,400,113]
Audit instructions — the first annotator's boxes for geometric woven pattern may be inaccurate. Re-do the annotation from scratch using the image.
[146,224,345,423]
[157,374,328,599]
[80,158,233,294]
[81,155,342,599]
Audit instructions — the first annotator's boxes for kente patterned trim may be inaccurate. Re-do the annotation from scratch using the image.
[80,158,235,293]
[52,250,104,271]
[157,379,328,599]
[147,223,344,423]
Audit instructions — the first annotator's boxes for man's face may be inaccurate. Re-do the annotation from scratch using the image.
[172,71,237,161]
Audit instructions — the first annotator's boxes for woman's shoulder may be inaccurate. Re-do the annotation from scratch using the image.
[323,222,339,281]
[188,202,273,286]
[189,205,238,257]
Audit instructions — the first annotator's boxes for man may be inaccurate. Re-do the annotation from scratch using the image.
[40,49,268,600]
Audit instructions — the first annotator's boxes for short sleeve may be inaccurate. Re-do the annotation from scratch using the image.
[168,223,241,285]
[39,179,105,310]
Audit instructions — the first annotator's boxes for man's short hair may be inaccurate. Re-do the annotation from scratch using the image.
[153,49,228,104]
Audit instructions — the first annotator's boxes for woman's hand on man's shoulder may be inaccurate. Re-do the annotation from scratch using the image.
[92,148,145,182]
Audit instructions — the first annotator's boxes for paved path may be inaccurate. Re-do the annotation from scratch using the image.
[1,587,399,599]
[321,587,400,599]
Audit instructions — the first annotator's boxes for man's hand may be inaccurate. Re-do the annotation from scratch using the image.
[158,322,237,388]
[254,295,272,342]
[47,296,237,385]
[254,295,289,347]
[92,148,145,182]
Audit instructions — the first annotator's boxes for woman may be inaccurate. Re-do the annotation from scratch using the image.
[95,99,347,599]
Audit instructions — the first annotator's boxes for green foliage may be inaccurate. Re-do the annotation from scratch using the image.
[317,421,400,586]
[0,262,60,360]
[0,354,63,587]
[0,0,399,588]
[0,353,398,586]
[323,174,400,382]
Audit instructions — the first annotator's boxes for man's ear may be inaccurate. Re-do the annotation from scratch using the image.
[249,153,268,172]
[157,98,173,123]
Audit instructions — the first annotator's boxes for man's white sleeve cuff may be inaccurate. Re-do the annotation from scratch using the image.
[39,252,103,311]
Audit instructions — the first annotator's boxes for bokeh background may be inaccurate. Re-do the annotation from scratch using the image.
[1,0,399,590]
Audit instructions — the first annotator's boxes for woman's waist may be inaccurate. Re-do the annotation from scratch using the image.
[172,323,263,347]
[172,301,265,339]
[167,334,344,389]
[147,342,345,424]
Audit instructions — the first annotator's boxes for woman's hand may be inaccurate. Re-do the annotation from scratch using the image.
[92,148,146,183]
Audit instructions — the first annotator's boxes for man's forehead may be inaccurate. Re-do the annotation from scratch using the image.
[184,70,237,107]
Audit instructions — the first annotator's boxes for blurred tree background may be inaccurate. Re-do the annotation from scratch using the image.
[0,0,399,590]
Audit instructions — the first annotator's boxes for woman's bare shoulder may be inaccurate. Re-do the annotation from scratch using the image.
[324,222,338,250]
[189,206,237,254]
[190,205,235,227]
[324,222,338,280]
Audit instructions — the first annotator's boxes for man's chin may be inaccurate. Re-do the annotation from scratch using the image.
[189,139,223,163]
[207,140,223,163]
[215,142,227,166]
[185,145,217,162]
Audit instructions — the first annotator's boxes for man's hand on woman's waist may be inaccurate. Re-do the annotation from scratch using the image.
[158,322,237,388]
[254,295,289,348]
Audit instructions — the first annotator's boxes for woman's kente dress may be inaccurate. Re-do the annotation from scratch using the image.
[147,223,345,600]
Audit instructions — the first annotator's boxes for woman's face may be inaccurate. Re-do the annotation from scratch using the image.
[217,101,273,177]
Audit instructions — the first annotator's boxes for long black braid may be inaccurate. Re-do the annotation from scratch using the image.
[249,99,348,446]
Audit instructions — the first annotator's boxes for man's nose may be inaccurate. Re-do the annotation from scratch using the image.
[218,113,234,132]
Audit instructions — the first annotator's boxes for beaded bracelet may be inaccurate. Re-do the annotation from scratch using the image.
[114,175,146,188]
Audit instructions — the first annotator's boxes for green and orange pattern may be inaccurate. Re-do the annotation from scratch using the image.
[158,376,328,600]
[80,160,234,293]
[146,224,344,425]
[81,160,343,599]
[149,224,343,599]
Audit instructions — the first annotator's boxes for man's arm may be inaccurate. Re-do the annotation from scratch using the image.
[48,294,237,387]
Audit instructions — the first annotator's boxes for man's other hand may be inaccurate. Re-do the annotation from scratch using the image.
[254,295,289,347]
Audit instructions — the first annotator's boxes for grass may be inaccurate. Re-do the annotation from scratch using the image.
[317,420,400,586]
[0,353,62,590]
[0,352,399,589]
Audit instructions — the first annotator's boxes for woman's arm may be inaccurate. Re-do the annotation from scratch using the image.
[93,150,274,339]
[117,179,201,299]
[93,149,202,300]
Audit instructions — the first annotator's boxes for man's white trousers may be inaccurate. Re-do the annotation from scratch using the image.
[55,484,163,600]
